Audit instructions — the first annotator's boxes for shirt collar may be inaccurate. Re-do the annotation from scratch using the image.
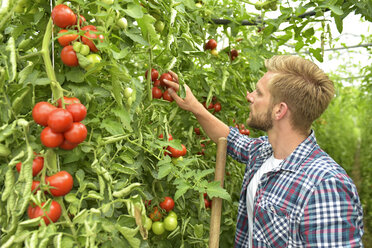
[278,130,319,172]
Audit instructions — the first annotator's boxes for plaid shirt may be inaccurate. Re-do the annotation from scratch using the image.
[227,127,364,247]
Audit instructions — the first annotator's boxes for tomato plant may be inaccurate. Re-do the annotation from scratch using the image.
[27,201,62,225]
[145,68,159,82]
[149,207,162,222]
[81,31,104,52]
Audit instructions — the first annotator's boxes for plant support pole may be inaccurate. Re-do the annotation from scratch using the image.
[209,137,227,248]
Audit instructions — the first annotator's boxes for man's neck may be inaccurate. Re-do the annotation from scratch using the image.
[267,126,309,160]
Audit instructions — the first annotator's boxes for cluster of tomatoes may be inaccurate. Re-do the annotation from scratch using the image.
[52,4,103,69]
[146,197,178,235]
[204,38,239,60]
[234,122,251,136]
[148,68,178,102]
[32,96,87,150]
[16,152,73,225]
[202,96,222,114]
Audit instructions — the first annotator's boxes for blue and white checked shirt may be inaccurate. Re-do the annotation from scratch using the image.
[227,127,364,247]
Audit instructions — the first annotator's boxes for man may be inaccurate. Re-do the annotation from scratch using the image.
[164,55,364,247]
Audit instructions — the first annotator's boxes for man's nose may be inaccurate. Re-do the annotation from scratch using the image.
[246,91,254,103]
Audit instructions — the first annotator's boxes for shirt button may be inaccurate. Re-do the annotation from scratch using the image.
[270,206,275,212]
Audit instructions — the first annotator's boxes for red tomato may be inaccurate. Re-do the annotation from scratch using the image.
[51,4,76,28]
[66,103,87,122]
[159,73,173,87]
[57,96,80,108]
[46,171,73,197]
[47,108,73,133]
[149,207,162,221]
[167,144,187,158]
[59,139,78,150]
[152,87,163,99]
[153,79,161,87]
[40,127,64,148]
[76,14,86,26]
[230,49,239,60]
[57,29,78,47]
[162,89,173,102]
[64,122,87,144]
[32,102,57,126]
[82,31,104,52]
[204,39,217,50]
[240,124,245,130]
[204,198,211,209]
[194,127,200,135]
[61,45,78,67]
[214,102,221,112]
[160,197,175,212]
[145,68,159,82]
[16,155,44,177]
[27,201,62,225]
[159,133,173,141]
[207,102,214,109]
[81,25,97,31]
[31,181,40,194]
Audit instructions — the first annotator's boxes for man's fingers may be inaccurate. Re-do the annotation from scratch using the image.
[163,79,179,91]
[168,70,179,83]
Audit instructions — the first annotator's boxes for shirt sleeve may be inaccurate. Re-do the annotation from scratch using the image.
[227,127,269,165]
[300,176,364,247]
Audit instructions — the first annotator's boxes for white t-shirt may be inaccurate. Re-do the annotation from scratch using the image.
[246,155,283,248]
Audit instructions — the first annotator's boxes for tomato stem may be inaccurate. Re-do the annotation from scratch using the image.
[56,198,81,248]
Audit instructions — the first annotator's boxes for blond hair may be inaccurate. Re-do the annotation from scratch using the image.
[265,55,335,133]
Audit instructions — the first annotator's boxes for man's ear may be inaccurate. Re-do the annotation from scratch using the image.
[273,102,288,120]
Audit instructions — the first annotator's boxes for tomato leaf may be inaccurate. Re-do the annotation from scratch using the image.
[112,163,137,175]
[206,181,231,201]
[100,119,125,135]
[124,3,143,19]
[65,68,85,83]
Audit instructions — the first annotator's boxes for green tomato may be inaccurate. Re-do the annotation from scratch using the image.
[85,54,102,70]
[154,20,164,33]
[144,217,152,231]
[124,87,133,98]
[73,42,82,53]
[164,216,178,231]
[195,3,202,8]
[167,211,177,219]
[127,96,134,107]
[117,17,128,30]
[79,44,90,56]
[152,221,165,235]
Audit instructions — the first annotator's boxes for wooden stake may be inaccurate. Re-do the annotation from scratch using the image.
[209,137,227,248]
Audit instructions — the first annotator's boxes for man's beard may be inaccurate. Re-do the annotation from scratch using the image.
[247,107,273,132]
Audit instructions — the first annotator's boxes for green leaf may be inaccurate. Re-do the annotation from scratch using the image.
[303,27,314,38]
[309,48,323,62]
[116,224,140,248]
[329,5,343,15]
[206,181,231,201]
[174,181,191,201]
[194,169,214,181]
[112,163,137,175]
[100,119,125,135]
[124,3,143,19]
[157,163,172,179]
[333,14,343,33]
[65,68,85,83]
[112,107,133,132]
[124,31,149,46]
[136,14,159,43]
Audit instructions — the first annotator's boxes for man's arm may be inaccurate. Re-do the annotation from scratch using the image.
[164,73,229,143]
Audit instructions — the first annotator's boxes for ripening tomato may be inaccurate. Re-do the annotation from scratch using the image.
[40,127,64,148]
[152,87,163,99]
[159,73,172,87]
[207,102,214,109]
[149,207,162,221]
[61,45,78,67]
[51,4,76,28]
[66,103,87,122]
[64,122,87,144]
[16,155,44,177]
[57,30,78,47]
[167,144,187,158]
[164,215,178,231]
[81,25,97,31]
[210,49,218,56]
[82,31,104,52]
[47,108,73,133]
[27,201,62,225]
[204,39,217,50]
[230,49,239,60]
[145,68,159,82]
[32,102,57,126]
[152,221,165,235]
[214,102,221,112]
[46,171,73,197]
[31,181,40,194]
[59,139,78,150]
[162,89,173,102]
[160,197,175,212]
[159,133,173,141]
[204,198,211,209]
[194,127,200,135]
[57,96,80,108]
